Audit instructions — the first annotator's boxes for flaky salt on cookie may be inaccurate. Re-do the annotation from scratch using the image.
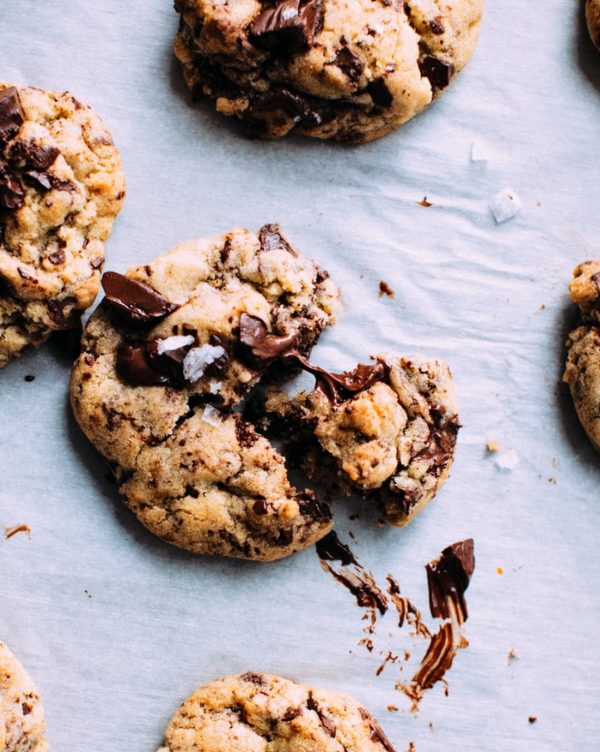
[260,353,460,526]
[70,225,340,561]
[0,83,125,367]
[0,641,48,752]
[157,672,397,752]
[174,0,484,142]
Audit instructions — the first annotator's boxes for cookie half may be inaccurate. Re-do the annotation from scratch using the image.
[174,0,484,142]
[260,353,460,526]
[157,672,397,752]
[0,83,125,367]
[70,225,339,561]
[564,261,600,452]
[587,0,600,50]
[0,641,48,752]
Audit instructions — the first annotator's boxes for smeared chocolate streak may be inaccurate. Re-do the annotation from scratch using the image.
[426,538,474,623]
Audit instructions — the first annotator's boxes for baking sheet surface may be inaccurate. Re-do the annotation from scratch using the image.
[1,2,600,751]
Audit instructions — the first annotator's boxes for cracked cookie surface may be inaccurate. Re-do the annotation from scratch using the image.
[260,353,460,526]
[0,83,125,367]
[70,225,340,561]
[564,261,600,453]
[157,672,397,752]
[174,0,484,142]
[0,641,48,752]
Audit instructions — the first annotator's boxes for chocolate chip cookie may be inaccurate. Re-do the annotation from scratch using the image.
[587,0,600,49]
[173,0,484,142]
[0,83,125,367]
[157,672,397,752]
[0,641,48,752]
[259,354,460,526]
[70,225,340,561]
[564,261,600,453]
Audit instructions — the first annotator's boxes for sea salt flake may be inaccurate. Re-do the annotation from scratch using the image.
[282,7,297,19]
[490,189,522,223]
[183,344,225,383]
[155,334,194,354]
[201,404,224,426]
[209,379,222,394]
[494,448,519,472]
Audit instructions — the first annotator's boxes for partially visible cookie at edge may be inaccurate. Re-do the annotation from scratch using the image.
[564,261,600,452]
[0,641,48,752]
[174,0,484,143]
[259,353,460,526]
[0,82,125,368]
[70,225,340,561]
[157,672,397,752]
[587,0,600,50]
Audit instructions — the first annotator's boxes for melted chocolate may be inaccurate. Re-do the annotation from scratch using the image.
[311,361,389,403]
[116,343,173,386]
[102,272,178,323]
[333,47,364,85]
[418,56,454,91]
[426,539,474,623]
[316,530,358,566]
[0,87,25,145]
[239,313,300,369]
[249,0,322,52]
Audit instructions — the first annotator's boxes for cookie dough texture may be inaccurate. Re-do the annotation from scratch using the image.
[174,0,484,142]
[0,641,48,752]
[157,672,397,752]
[0,82,125,368]
[262,354,460,526]
[587,0,600,49]
[564,261,600,453]
[70,225,340,561]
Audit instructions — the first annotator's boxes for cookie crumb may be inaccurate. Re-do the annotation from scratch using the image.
[4,524,31,540]
[490,188,522,223]
[387,705,398,712]
[378,281,395,298]
[497,567,503,575]
[24,374,35,382]
[548,476,556,484]
[84,589,91,598]
[528,716,537,724]
[418,197,432,207]
[508,647,519,664]
[486,440,501,452]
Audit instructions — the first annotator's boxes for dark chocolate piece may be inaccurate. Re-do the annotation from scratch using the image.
[0,88,25,145]
[332,47,364,85]
[316,530,358,566]
[358,709,397,752]
[11,141,59,170]
[418,56,454,91]
[239,312,300,368]
[102,272,178,323]
[368,78,393,108]
[306,694,336,737]
[116,343,174,386]
[249,0,322,53]
[22,170,52,191]
[426,538,474,623]
[258,223,297,256]
[295,493,332,521]
[0,163,24,210]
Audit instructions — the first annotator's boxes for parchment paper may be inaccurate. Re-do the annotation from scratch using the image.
[1,2,599,751]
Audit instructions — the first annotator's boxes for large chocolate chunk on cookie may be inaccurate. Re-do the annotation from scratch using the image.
[0,83,125,367]
[174,0,484,142]
[70,225,339,561]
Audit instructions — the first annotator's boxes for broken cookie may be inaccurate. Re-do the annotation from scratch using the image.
[173,0,484,142]
[260,354,460,525]
[157,672,397,752]
[0,83,125,367]
[70,225,339,561]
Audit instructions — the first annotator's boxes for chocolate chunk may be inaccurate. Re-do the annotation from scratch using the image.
[258,223,297,256]
[316,530,358,566]
[47,297,77,329]
[418,56,454,91]
[235,418,259,448]
[239,312,300,369]
[280,706,303,722]
[306,695,336,737]
[22,170,52,191]
[430,17,445,35]
[240,672,265,686]
[0,163,24,210]
[116,343,174,386]
[249,0,322,53]
[90,257,104,270]
[295,493,331,521]
[0,87,25,145]
[48,249,66,265]
[332,47,364,85]
[17,266,38,283]
[358,709,397,752]
[252,499,269,515]
[368,78,393,108]
[102,272,178,323]
[11,141,59,170]
[258,85,327,126]
[426,538,474,622]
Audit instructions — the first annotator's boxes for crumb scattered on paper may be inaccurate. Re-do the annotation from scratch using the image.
[495,447,519,471]
[4,524,31,540]
[486,440,501,452]
[528,717,537,724]
[418,197,432,207]
[379,281,395,298]
[508,647,519,664]
[490,189,522,223]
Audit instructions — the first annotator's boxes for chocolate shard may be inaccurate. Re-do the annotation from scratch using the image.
[239,312,300,369]
[368,78,393,108]
[11,141,59,170]
[0,87,25,144]
[418,55,454,91]
[0,164,24,210]
[332,47,364,85]
[258,223,297,256]
[249,0,322,53]
[102,271,179,323]
[358,708,397,752]
[426,538,474,623]
[116,343,174,386]
[22,170,53,192]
